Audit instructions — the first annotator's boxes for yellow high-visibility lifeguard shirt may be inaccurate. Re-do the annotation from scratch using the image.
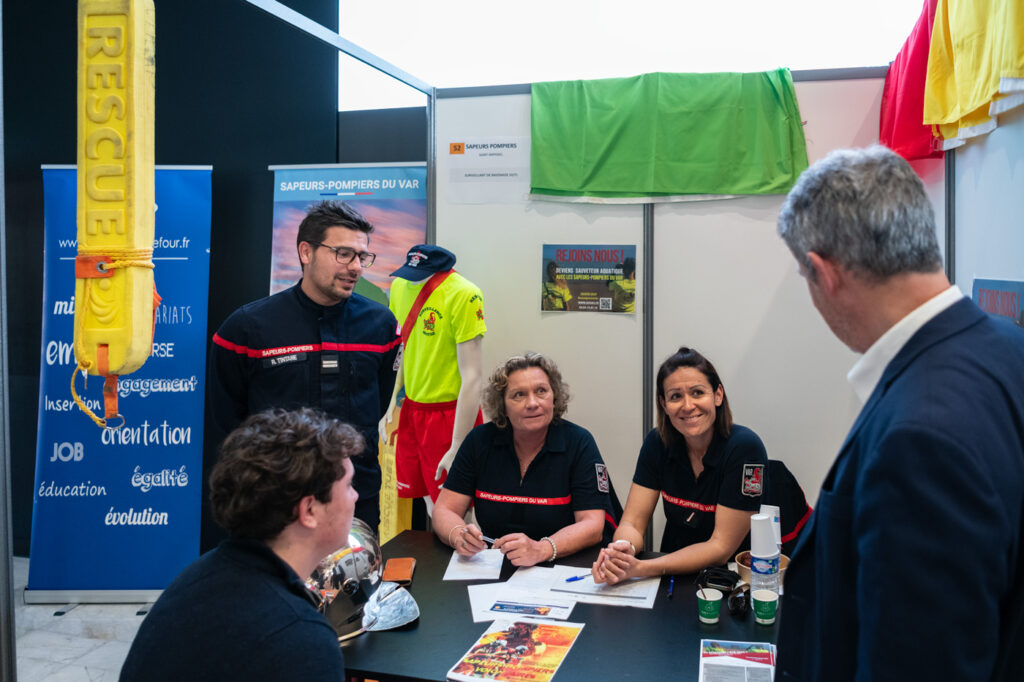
[390,273,486,403]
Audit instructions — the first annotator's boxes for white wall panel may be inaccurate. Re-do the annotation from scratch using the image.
[651,77,946,533]
[435,94,645,507]
[433,76,948,548]
[953,106,1024,290]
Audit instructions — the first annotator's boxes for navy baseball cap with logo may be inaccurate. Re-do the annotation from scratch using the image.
[390,244,456,281]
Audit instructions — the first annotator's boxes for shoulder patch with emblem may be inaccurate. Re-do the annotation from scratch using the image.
[742,463,764,497]
[595,463,609,493]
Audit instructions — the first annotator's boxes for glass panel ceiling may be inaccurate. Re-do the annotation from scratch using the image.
[338,0,924,110]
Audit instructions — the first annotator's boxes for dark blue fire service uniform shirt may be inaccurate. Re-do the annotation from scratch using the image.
[208,283,399,528]
[633,424,767,553]
[443,419,613,540]
[120,538,343,682]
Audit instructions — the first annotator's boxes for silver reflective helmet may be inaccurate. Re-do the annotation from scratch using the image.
[306,518,382,640]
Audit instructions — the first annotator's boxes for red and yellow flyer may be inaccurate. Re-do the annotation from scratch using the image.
[447,619,585,682]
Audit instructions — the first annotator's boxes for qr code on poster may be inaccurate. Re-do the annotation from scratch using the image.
[599,298,612,311]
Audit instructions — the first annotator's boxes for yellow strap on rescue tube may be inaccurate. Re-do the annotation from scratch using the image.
[73,0,156,428]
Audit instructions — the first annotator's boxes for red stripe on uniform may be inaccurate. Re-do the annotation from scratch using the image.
[661,491,716,513]
[604,512,618,529]
[476,490,572,506]
[212,333,247,354]
[322,338,400,353]
[781,505,813,544]
[212,334,399,358]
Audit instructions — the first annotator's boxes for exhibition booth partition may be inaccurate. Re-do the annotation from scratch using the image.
[432,73,948,545]
[22,69,1024,596]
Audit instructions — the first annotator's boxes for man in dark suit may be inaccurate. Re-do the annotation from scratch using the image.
[775,146,1024,681]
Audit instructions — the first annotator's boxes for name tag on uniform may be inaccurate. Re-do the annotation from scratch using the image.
[262,352,306,368]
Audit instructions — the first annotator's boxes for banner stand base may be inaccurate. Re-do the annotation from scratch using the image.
[24,589,162,605]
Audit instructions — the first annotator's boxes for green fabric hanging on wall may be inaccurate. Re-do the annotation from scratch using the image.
[530,69,809,201]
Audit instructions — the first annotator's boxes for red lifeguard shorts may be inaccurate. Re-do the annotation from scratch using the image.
[395,397,483,501]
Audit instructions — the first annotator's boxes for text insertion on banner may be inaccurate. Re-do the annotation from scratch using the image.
[29,167,212,593]
[447,136,530,204]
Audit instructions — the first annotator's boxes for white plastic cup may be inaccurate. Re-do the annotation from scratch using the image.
[750,514,781,593]
[759,504,782,549]
[750,514,776,558]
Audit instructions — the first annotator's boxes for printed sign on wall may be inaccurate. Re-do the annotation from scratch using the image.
[446,136,530,204]
[541,244,637,313]
[29,166,212,592]
[973,278,1024,328]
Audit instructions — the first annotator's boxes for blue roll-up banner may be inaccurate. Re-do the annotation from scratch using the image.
[269,163,426,542]
[28,166,212,596]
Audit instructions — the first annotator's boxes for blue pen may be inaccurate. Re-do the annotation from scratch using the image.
[565,573,590,582]
[668,576,675,599]
[480,535,495,545]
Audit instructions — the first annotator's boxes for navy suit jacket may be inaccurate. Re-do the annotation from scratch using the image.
[777,297,1024,681]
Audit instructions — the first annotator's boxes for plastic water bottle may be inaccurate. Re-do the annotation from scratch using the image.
[749,514,780,594]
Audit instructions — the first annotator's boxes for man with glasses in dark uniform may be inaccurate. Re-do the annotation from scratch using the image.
[207,201,399,546]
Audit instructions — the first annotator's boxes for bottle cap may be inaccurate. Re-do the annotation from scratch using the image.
[750,514,777,558]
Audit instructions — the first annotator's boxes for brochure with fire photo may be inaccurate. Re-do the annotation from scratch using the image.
[447,618,585,682]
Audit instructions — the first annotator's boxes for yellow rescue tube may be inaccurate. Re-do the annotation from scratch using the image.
[73,0,156,426]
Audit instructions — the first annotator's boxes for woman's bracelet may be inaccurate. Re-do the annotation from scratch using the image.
[447,524,466,547]
[540,536,557,562]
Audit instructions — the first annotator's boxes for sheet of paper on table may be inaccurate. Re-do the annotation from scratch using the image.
[504,565,557,591]
[467,582,576,622]
[502,565,658,609]
[548,565,659,609]
[444,549,504,581]
[697,639,776,682]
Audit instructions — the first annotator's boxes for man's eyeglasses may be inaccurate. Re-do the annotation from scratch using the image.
[310,242,376,267]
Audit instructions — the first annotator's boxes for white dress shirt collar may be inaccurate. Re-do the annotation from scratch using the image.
[847,285,963,403]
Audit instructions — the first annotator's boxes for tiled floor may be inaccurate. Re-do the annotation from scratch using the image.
[13,557,145,681]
